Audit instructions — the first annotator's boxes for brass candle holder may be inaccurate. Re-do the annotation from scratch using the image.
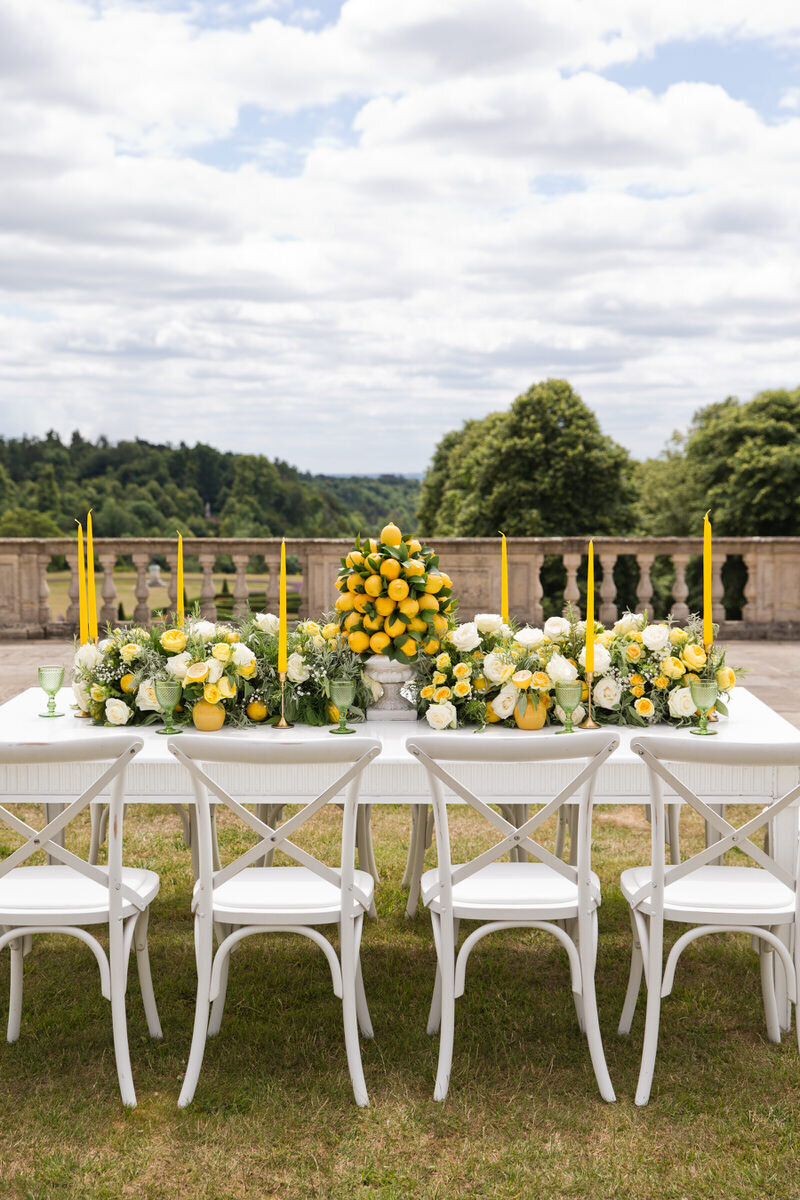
[704,643,719,721]
[274,671,294,729]
[580,671,599,729]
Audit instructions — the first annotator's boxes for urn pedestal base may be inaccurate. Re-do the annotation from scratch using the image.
[364,655,417,723]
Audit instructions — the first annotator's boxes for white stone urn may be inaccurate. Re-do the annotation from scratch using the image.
[364,655,417,722]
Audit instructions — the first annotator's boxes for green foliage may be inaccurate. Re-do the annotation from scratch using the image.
[418,379,636,536]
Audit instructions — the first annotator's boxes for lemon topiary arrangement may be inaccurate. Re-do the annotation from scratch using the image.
[334,524,455,664]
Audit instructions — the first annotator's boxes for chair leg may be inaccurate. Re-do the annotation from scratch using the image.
[7,936,23,1043]
[666,804,680,866]
[634,915,664,1107]
[555,808,568,861]
[759,938,781,1044]
[356,805,380,883]
[355,958,373,1039]
[340,915,369,1107]
[577,909,615,1102]
[404,805,429,920]
[433,912,456,1102]
[178,916,213,1108]
[109,917,137,1107]
[618,909,644,1035]
[208,948,230,1037]
[134,908,162,1039]
[89,804,106,865]
[427,964,442,1036]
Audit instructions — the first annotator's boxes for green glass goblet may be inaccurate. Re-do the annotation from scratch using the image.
[38,665,65,718]
[689,680,718,736]
[155,678,183,736]
[329,678,356,735]
[555,680,583,735]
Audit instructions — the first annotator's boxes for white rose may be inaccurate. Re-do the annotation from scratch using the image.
[74,643,100,673]
[544,617,570,640]
[491,682,518,719]
[97,638,112,652]
[474,613,503,635]
[546,653,578,684]
[484,651,514,685]
[231,643,256,667]
[593,676,622,710]
[641,624,670,652]
[555,703,586,725]
[364,675,384,703]
[206,658,224,684]
[254,612,280,635]
[72,679,90,712]
[447,622,482,653]
[188,619,216,642]
[286,652,310,683]
[614,612,644,635]
[578,643,611,674]
[135,678,159,712]
[105,698,132,726]
[668,686,697,719]
[425,701,458,730]
[514,626,546,650]
[165,651,191,681]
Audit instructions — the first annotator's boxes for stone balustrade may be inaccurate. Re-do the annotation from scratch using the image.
[0,536,798,639]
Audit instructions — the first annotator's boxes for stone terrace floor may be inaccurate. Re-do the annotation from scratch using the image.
[0,639,797,728]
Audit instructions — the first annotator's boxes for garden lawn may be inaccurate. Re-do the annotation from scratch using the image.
[1,800,799,1200]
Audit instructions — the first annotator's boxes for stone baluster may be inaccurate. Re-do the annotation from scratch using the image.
[562,553,581,617]
[530,553,544,626]
[742,552,757,625]
[294,548,309,620]
[232,553,250,618]
[711,554,726,625]
[198,553,218,620]
[166,552,178,616]
[598,553,617,625]
[99,553,119,627]
[264,554,281,613]
[670,553,690,623]
[38,552,51,628]
[635,553,655,618]
[67,550,81,631]
[132,553,151,625]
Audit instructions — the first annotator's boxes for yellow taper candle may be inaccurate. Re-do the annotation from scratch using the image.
[86,509,98,641]
[585,539,595,673]
[176,532,184,626]
[75,519,88,645]
[278,539,288,673]
[703,510,712,647]
[500,532,508,624]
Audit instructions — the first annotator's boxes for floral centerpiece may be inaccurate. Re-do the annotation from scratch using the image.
[333,524,455,664]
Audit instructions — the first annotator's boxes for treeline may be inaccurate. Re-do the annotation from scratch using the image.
[0,432,420,540]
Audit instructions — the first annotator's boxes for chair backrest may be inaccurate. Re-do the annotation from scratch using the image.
[406,731,619,910]
[629,735,800,911]
[169,735,381,910]
[0,736,144,914]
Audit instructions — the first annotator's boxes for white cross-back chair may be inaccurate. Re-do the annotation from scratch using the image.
[620,736,800,1106]
[0,736,161,1106]
[407,730,619,1103]
[170,735,381,1108]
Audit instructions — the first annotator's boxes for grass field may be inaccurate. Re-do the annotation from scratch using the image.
[1,798,799,1200]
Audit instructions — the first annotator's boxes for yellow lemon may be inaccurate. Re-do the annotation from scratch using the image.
[218,677,236,699]
[397,636,418,658]
[424,573,444,594]
[380,523,402,547]
[368,538,379,553]
[191,699,225,731]
[344,611,363,632]
[385,615,406,639]
[387,577,409,601]
[335,593,355,612]
[246,699,268,722]
[119,673,136,694]
[409,617,427,633]
[364,573,384,597]
[334,578,345,591]
[365,553,383,572]
[346,550,363,568]
[369,631,391,654]
[423,637,440,655]
[438,573,452,588]
[380,558,402,581]
[328,702,340,723]
[346,574,363,594]
[485,701,501,723]
[375,596,396,616]
[348,630,370,654]
[322,622,339,639]
[398,596,419,618]
[353,593,371,614]
[363,613,384,632]
[406,538,422,554]
[185,661,210,684]
[404,558,425,577]
[418,594,439,612]
[431,613,448,635]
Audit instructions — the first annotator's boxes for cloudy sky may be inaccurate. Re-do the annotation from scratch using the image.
[1,0,799,473]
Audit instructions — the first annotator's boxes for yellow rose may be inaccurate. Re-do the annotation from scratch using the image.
[90,683,106,702]
[119,673,137,694]
[631,684,645,698]
[685,672,700,685]
[654,675,669,690]
[237,662,257,680]
[532,671,551,690]
[304,621,321,634]
[225,631,241,643]
[512,670,532,690]
[453,662,471,679]
[211,643,231,662]
[629,674,644,686]
[434,686,451,702]
[597,631,614,647]
[453,681,471,698]
[625,644,642,662]
[635,697,655,718]
[669,627,687,645]
[420,685,435,700]
[217,676,236,699]
[203,683,221,704]
[432,671,447,685]
[436,653,452,670]
[120,643,140,664]
[682,643,707,670]
[717,666,736,691]
[662,656,686,680]
[160,629,187,654]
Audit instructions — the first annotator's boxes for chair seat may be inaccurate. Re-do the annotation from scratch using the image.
[0,864,160,925]
[421,861,600,920]
[200,866,376,925]
[621,864,795,925]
